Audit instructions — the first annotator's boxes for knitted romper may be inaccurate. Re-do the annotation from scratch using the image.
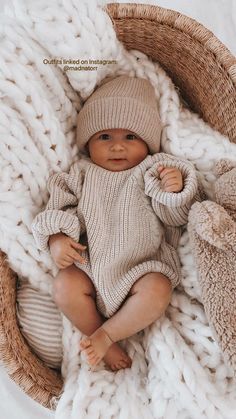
[32,152,198,318]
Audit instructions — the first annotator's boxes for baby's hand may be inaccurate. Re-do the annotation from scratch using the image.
[49,232,87,269]
[157,166,183,192]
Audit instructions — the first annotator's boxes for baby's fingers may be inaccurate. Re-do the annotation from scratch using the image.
[158,167,176,179]
[161,173,178,186]
[157,166,164,175]
[56,258,73,269]
[69,248,86,264]
[70,240,87,251]
[163,184,181,192]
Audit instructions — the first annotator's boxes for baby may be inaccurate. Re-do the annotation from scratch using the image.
[32,76,199,371]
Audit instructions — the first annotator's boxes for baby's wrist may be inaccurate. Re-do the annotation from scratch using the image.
[48,232,64,248]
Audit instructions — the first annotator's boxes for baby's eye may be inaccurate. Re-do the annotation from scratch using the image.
[126,134,137,140]
[99,133,110,140]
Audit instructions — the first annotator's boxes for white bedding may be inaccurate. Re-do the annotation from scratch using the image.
[0,1,236,419]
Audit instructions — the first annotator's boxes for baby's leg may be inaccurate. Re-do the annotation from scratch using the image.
[52,265,132,370]
[81,272,172,366]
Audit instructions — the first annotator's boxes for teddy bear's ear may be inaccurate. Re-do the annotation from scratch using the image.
[188,201,236,251]
[214,159,236,177]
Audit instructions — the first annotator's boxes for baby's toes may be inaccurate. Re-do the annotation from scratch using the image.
[110,362,120,371]
[118,360,128,369]
[87,351,97,361]
[112,359,131,371]
[80,338,91,350]
[122,356,132,368]
[88,354,100,366]
[86,347,95,357]
[121,358,132,368]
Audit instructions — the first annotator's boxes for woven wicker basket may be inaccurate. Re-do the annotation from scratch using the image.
[0,2,236,410]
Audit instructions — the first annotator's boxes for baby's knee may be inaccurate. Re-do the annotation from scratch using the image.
[132,273,172,308]
[150,273,172,296]
[52,265,95,307]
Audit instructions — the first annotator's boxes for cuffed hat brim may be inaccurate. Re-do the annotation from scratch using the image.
[76,76,162,154]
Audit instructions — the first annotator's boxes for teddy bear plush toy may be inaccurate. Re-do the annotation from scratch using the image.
[188,159,236,374]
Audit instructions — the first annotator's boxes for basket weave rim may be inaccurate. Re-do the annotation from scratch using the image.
[0,252,62,409]
[107,2,236,87]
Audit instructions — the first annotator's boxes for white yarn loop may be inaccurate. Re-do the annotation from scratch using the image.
[1,1,236,418]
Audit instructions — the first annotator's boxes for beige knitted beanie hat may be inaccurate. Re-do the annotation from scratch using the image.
[77,76,162,154]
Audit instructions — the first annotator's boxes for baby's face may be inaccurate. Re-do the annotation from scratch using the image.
[87,129,149,172]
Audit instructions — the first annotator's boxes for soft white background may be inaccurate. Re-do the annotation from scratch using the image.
[0,1,235,418]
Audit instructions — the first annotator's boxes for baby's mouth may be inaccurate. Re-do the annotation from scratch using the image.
[109,158,126,162]
[110,159,126,164]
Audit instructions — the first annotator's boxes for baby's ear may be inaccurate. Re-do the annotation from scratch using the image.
[80,143,90,158]
[84,143,90,157]
[214,159,236,177]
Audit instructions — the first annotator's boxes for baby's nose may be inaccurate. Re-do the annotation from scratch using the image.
[110,141,125,150]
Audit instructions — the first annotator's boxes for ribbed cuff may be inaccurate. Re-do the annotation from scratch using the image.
[144,155,198,208]
[32,210,80,251]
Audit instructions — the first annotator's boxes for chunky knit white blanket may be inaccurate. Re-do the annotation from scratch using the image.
[1,1,236,418]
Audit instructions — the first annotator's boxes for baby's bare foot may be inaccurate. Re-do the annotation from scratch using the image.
[80,327,113,366]
[103,343,132,371]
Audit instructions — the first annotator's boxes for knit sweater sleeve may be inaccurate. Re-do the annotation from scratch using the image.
[32,163,82,251]
[144,153,199,226]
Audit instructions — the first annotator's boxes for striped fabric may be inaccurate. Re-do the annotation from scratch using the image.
[16,279,62,369]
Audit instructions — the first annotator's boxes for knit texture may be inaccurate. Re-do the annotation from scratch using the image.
[32,153,198,318]
[76,76,162,154]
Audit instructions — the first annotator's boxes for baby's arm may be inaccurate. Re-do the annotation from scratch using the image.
[144,153,199,226]
[32,163,82,253]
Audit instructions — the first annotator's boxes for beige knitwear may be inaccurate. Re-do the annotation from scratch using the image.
[76,76,162,154]
[32,152,198,318]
